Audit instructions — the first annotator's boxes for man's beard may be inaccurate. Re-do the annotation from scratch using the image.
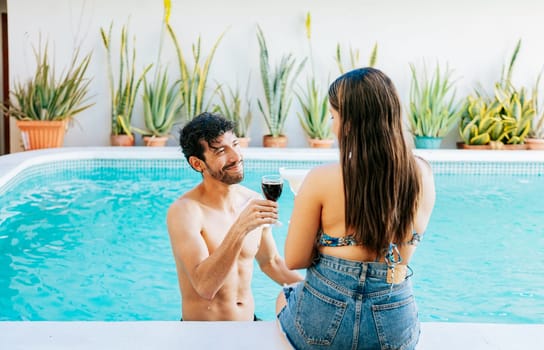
[205,160,244,185]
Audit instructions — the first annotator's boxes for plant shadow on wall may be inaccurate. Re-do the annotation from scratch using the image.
[256,25,306,148]
[2,40,94,151]
[407,61,463,149]
[458,39,535,150]
[101,22,152,147]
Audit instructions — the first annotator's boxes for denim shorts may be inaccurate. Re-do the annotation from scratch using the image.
[277,254,420,350]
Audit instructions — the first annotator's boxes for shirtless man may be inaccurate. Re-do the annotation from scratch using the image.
[167,112,302,321]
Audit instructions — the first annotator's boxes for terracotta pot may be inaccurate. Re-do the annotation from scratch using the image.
[526,138,544,150]
[16,120,67,150]
[262,134,287,148]
[308,138,334,148]
[143,135,169,147]
[501,143,527,150]
[237,137,251,148]
[457,142,492,150]
[111,134,135,146]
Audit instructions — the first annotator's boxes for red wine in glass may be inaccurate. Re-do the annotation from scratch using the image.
[261,175,283,226]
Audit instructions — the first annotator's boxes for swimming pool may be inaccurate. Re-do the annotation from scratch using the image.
[0,148,543,323]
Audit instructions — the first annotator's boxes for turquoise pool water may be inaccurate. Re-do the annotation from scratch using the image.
[0,159,543,322]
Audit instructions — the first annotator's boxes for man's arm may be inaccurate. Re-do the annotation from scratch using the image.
[167,198,279,300]
[255,226,303,285]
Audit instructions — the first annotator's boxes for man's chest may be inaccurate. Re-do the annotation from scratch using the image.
[201,212,261,258]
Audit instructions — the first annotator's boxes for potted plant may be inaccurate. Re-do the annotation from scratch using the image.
[2,41,93,150]
[256,25,305,148]
[458,39,531,150]
[297,12,333,148]
[135,2,182,147]
[494,83,534,149]
[213,78,253,147]
[166,25,225,122]
[407,62,463,149]
[139,66,183,146]
[458,93,504,149]
[100,22,152,146]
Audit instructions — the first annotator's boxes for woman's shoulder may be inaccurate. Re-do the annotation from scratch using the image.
[298,162,341,196]
[414,155,433,179]
[307,162,341,181]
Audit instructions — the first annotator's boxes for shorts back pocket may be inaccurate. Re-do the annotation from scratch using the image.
[294,282,347,346]
[372,295,420,350]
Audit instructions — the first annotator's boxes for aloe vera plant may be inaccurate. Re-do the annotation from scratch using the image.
[141,66,183,137]
[4,41,93,121]
[408,62,463,138]
[213,78,252,138]
[100,22,152,137]
[167,25,225,121]
[256,25,306,137]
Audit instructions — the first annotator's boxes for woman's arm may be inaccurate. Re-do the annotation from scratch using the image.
[284,168,325,269]
[414,157,436,234]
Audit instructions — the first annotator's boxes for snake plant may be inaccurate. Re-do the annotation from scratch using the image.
[256,25,306,137]
[335,42,378,74]
[167,25,225,121]
[100,22,152,137]
[297,12,332,141]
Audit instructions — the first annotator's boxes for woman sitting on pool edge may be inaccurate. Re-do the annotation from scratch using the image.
[275,67,436,350]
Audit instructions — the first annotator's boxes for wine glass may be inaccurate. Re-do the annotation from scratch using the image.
[261,174,283,226]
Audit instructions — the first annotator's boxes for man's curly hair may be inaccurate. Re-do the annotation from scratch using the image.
[179,112,235,163]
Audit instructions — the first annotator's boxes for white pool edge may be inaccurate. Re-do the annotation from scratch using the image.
[0,321,542,349]
[1,147,544,190]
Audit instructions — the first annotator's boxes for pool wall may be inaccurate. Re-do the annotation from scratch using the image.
[1,147,544,194]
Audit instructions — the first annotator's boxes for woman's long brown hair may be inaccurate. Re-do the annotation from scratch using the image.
[328,67,421,254]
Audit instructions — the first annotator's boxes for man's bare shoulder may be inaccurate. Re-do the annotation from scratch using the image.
[167,189,204,222]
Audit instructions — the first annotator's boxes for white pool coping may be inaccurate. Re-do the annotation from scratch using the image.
[1,147,544,190]
[0,321,542,349]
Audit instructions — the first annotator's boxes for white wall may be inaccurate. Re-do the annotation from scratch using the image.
[7,0,544,151]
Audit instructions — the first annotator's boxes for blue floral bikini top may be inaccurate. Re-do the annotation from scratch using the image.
[318,229,423,266]
[318,229,423,248]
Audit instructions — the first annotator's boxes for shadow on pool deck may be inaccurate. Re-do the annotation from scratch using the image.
[0,321,542,349]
